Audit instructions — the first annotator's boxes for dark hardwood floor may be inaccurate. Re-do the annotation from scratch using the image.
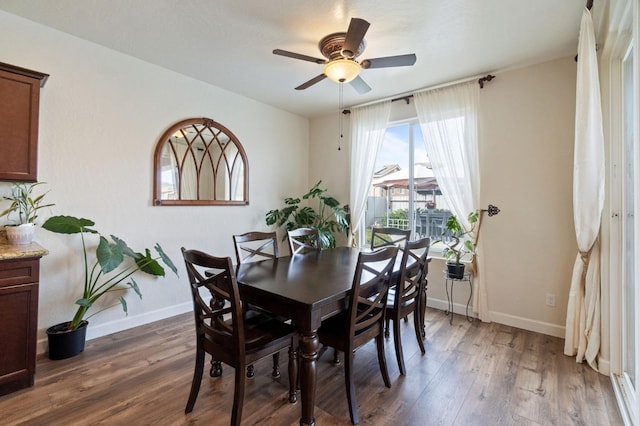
[0,308,623,425]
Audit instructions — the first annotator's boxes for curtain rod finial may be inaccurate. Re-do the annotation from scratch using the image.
[478,74,495,89]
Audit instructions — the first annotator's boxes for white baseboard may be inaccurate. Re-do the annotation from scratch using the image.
[426,298,565,338]
[36,302,192,355]
[427,297,476,320]
[486,310,565,338]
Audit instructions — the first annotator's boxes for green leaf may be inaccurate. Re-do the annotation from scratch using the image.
[284,197,301,205]
[265,209,280,226]
[42,215,98,234]
[119,297,128,314]
[96,236,124,273]
[111,235,136,258]
[76,298,92,308]
[155,243,178,275]
[135,249,166,276]
[321,196,340,208]
[128,278,142,299]
[464,240,475,253]
[294,206,317,226]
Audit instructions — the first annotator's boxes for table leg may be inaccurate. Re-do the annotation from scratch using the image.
[299,331,320,426]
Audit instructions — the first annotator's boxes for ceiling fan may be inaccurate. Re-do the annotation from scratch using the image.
[273,17,417,94]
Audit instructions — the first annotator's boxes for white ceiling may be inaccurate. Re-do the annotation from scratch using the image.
[0,0,588,118]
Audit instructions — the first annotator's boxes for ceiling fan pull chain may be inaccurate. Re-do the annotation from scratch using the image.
[338,82,344,151]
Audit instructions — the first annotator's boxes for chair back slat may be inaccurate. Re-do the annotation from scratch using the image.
[182,248,245,356]
[233,231,279,264]
[349,246,398,336]
[396,237,431,310]
[371,227,411,251]
[287,227,321,255]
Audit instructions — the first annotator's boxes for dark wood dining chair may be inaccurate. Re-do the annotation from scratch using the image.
[181,248,298,425]
[370,226,411,251]
[287,227,320,255]
[233,231,279,265]
[385,237,431,375]
[317,246,399,425]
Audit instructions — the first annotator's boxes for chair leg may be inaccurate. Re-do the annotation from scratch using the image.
[393,318,406,376]
[414,311,426,355]
[210,358,222,377]
[333,348,341,365]
[376,334,391,388]
[272,352,281,378]
[231,365,246,426]
[185,344,205,414]
[246,364,255,378]
[288,342,298,403]
[344,350,359,425]
[384,318,390,338]
[420,289,427,338]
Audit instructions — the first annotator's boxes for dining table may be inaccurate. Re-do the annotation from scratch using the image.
[235,246,424,426]
[236,246,361,426]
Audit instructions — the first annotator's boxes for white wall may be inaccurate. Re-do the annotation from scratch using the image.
[0,11,310,349]
[310,56,578,337]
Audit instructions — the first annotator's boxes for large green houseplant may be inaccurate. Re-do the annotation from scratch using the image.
[435,210,478,279]
[265,181,349,249]
[0,182,54,244]
[42,215,178,359]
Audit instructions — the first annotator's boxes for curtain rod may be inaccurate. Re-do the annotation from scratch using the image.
[342,73,495,115]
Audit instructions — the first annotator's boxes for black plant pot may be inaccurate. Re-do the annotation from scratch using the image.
[446,262,465,279]
[46,321,88,360]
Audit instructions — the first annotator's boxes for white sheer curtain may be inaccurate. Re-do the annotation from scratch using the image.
[564,7,605,371]
[414,81,489,320]
[348,101,392,247]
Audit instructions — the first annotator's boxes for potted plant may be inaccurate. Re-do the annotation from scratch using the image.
[0,182,54,245]
[435,210,478,279]
[265,181,349,249]
[42,215,178,360]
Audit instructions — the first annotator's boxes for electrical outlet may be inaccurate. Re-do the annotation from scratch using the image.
[546,293,556,307]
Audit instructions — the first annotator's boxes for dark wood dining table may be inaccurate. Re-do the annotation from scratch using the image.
[236,246,362,426]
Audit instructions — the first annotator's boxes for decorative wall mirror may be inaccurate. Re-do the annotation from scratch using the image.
[153,117,249,206]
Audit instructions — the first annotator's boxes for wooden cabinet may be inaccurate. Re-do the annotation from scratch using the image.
[0,62,48,182]
[0,257,40,396]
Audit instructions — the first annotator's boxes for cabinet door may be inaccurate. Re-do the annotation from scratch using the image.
[0,283,39,394]
[0,63,48,182]
[0,258,40,396]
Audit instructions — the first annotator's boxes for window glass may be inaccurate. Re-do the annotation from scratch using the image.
[365,121,453,246]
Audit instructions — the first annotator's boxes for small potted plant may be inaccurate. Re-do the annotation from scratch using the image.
[0,182,54,244]
[265,181,349,249]
[42,215,178,360]
[435,210,478,279]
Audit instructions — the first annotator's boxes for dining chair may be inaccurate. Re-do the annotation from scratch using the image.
[233,231,279,265]
[370,226,411,251]
[317,245,399,425]
[181,248,298,425]
[287,227,321,255]
[385,237,431,376]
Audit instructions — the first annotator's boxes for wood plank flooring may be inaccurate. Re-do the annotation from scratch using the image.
[0,308,623,425]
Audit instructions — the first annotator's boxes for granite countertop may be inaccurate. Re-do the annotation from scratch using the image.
[0,229,49,260]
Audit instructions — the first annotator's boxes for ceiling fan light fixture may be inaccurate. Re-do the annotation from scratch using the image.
[323,59,361,83]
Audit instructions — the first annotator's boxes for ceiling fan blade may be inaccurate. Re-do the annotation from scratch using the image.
[361,54,417,69]
[273,49,326,64]
[295,74,327,90]
[350,75,371,94]
[341,18,370,58]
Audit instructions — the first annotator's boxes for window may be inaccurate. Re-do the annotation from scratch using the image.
[365,120,452,245]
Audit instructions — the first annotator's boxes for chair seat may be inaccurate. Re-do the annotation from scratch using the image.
[319,312,384,350]
[243,311,297,353]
